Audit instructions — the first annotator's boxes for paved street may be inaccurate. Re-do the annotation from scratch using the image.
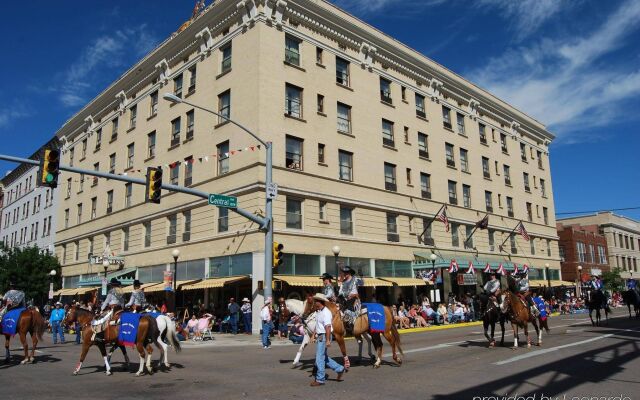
[1,312,638,400]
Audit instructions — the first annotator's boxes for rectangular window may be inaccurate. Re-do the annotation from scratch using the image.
[380,78,392,104]
[188,65,197,93]
[460,148,469,172]
[482,157,490,179]
[384,163,396,192]
[340,206,353,236]
[106,191,113,214]
[418,133,429,159]
[442,106,452,129]
[577,242,586,262]
[144,222,151,248]
[530,238,536,255]
[339,150,353,181]
[109,153,116,174]
[526,202,533,222]
[336,57,350,86]
[316,47,323,64]
[167,215,177,244]
[183,210,192,242]
[465,225,474,248]
[463,185,471,208]
[520,143,527,162]
[285,136,303,171]
[221,43,232,73]
[337,102,351,133]
[489,230,495,252]
[543,207,549,225]
[448,180,458,205]
[589,244,595,264]
[217,141,229,175]
[66,178,72,198]
[537,151,544,169]
[74,241,79,261]
[76,203,82,224]
[479,123,487,144]
[598,245,607,264]
[186,110,195,140]
[507,197,514,217]
[456,113,465,135]
[451,223,459,247]
[123,227,130,251]
[403,127,409,143]
[91,197,97,219]
[285,84,303,118]
[415,94,426,118]
[170,164,179,185]
[510,235,517,254]
[129,105,137,130]
[286,198,303,229]
[317,94,324,113]
[111,118,118,141]
[386,213,399,242]
[523,173,530,192]
[485,191,493,212]
[420,173,431,199]
[218,90,231,122]
[500,133,508,153]
[382,119,395,147]
[150,91,158,116]
[547,239,552,257]
[318,143,325,164]
[147,131,156,158]
[285,35,301,66]
[127,143,134,169]
[95,128,102,151]
[445,143,455,167]
[81,139,87,158]
[171,117,181,147]
[540,179,546,197]
[184,157,193,186]
[88,237,93,255]
[174,74,183,98]
[69,147,74,167]
[124,183,132,208]
[406,168,412,186]
[78,174,84,193]
[319,201,327,221]
[504,165,511,185]
[401,86,407,102]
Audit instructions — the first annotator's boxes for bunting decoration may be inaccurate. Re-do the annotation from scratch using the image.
[497,263,506,276]
[466,262,476,275]
[522,264,529,273]
[513,264,519,274]
[483,263,492,273]
[448,259,459,273]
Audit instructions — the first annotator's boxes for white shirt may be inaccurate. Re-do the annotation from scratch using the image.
[316,306,333,335]
[260,306,271,322]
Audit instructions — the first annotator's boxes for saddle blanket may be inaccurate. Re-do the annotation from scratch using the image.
[1,308,26,336]
[144,311,162,320]
[118,312,142,347]
[362,303,385,333]
[533,298,548,319]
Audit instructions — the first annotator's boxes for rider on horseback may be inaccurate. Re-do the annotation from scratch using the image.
[337,266,360,331]
[321,273,337,302]
[92,278,124,328]
[514,272,539,317]
[481,273,501,315]
[125,280,147,312]
[0,281,26,320]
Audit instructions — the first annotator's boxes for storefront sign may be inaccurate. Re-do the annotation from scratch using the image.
[89,255,125,266]
[163,271,174,292]
[457,273,478,286]
[590,268,602,276]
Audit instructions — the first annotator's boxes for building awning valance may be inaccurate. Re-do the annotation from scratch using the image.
[379,277,427,287]
[359,278,393,287]
[144,280,199,293]
[274,275,323,287]
[75,287,99,295]
[55,287,99,296]
[182,276,249,291]
[121,282,161,294]
[531,280,575,287]
[413,252,534,272]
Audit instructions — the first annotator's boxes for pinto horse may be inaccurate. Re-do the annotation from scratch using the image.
[3,308,46,364]
[64,306,160,376]
[500,290,541,349]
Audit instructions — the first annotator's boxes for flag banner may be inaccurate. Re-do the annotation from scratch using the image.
[497,263,506,276]
[523,264,529,273]
[448,259,459,273]
[475,214,489,229]
[437,206,450,233]
[483,263,492,273]
[516,222,530,241]
[514,264,519,274]
[466,262,476,275]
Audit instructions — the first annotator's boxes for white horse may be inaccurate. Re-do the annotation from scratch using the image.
[285,299,375,368]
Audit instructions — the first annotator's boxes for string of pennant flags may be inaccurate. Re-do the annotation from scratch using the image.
[417,259,532,280]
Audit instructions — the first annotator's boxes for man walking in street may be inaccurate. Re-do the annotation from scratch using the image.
[49,302,66,344]
[228,297,240,334]
[260,297,273,349]
[241,298,252,334]
[310,293,345,387]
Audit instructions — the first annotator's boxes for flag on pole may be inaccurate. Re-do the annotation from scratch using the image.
[516,221,530,241]
[497,263,506,276]
[483,263,491,273]
[436,206,450,233]
[448,259,458,273]
[466,262,476,274]
[475,214,489,230]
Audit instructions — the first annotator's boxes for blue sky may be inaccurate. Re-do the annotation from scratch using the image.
[1,0,639,220]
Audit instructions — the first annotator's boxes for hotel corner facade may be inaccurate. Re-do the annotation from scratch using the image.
[52,0,560,323]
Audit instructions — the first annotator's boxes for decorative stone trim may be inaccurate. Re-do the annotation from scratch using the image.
[115,91,128,115]
[359,42,376,71]
[237,0,258,30]
[155,59,171,86]
[196,27,214,58]
[468,99,480,120]
[429,79,443,102]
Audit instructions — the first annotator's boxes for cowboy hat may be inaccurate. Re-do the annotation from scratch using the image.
[242,297,250,303]
[312,293,329,303]
[55,301,62,306]
[264,296,272,305]
[133,279,143,287]
[340,265,356,275]
[109,278,122,286]
[320,273,334,281]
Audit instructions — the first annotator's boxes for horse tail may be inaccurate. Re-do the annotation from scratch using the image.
[31,310,45,341]
[390,318,403,355]
[163,316,181,353]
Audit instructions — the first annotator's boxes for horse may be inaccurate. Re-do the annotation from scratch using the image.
[302,295,403,369]
[3,308,46,364]
[586,289,609,327]
[481,298,506,347]
[500,290,541,348]
[621,289,640,319]
[64,306,160,376]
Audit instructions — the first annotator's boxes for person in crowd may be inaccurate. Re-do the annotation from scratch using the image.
[196,313,213,339]
[289,315,305,344]
[422,303,437,324]
[0,281,26,321]
[49,302,66,344]
[321,273,336,302]
[43,302,52,320]
[261,297,273,349]
[241,298,252,334]
[125,280,147,312]
[187,314,199,340]
[409,305,428,327]
[160,302,168,314]
[437,303,448,324]
[451,303,465,323]
[421,295,431,309]
[394,305,410,329]
[274,297,290,340]
[175,321,188,341]
[310,293,345,386]
[227,297,240,335]
[337,266,360,331]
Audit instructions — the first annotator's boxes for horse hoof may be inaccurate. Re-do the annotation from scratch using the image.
[105,371,112,376]
[373,364,380,369]
[73,371,79,376]
[135,372,142,377]
[292,362,302,369]
[164,363,170,369]
[20,360,27,365]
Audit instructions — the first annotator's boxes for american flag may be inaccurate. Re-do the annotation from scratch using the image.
[483,263,492,273]
[475,214,489,230]
[448,259,459,273]
[436,206,450,232]
[516,221,530,241]
[466,262,476,275]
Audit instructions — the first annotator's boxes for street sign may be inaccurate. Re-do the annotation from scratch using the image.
[208,193,238,208]
[266,182,278,200]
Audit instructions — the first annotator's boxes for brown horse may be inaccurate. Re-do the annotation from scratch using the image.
[500,290,541,348]
[3,308,46,364]
[64,306,159,376]
[303,295,403,368]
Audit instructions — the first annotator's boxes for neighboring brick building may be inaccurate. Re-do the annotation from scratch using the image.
[557,222,609,282]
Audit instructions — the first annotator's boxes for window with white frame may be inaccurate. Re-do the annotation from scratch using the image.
[285,84,302,118]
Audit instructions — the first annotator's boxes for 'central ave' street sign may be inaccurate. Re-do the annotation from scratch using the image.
[209,193,238,208]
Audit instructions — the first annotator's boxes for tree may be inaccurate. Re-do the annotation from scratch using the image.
[602,267,625,292]
[0,244,61,306]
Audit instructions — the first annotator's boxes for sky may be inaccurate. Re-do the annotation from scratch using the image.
[0,0,639,220]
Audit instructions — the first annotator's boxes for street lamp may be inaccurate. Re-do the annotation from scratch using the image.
[48,269,57,301]
[172,249,180,312]
[332,245,341,274]
[162,93,275,302]
[429,252,440,302]
[577,265,583,297]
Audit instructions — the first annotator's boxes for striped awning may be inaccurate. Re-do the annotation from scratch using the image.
[359,278,393,287]
[182,276,249,291]
[144,280,199,293]
[121,282,160,294]
[75,287,100,295]
[531,280,575,287]
[379,277,427,287]
[54,288,78,296]
[274,275,323,287]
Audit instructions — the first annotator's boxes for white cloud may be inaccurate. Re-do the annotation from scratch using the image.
[331,0,444,15]
[467,0,640,143]
[0,104,30,128]
[476,0,562,40]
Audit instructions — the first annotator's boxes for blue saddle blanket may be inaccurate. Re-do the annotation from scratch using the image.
[118,312,142,347]
[1,308,26,336]
[533,298,547,319]
[363,303,385,333]
[144,311,162,320]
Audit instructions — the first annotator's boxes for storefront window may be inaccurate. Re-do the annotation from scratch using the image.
[176,259,206,280]
[209,253,253,277]
[528,268,543,280]
[64,275,80,288]
[375,259,412,277]
[277,254,320,275]
[326,257,371,277]
[137,264,167,283]
[547,269,560,280]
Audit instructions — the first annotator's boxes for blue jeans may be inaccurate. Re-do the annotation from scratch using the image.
[229,314,238,334]
[290,335,304,344]
[261,321,272,347]
[51,321,65,344]
[315,334,344,383]
[243,313,252,333]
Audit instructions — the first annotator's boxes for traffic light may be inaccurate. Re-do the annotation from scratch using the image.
[145,166,163,204]
[273,241,284,268]
[40,149,60,188]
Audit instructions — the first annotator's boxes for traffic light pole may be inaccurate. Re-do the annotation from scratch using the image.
[264,142,273,302]
[0,154,268,229]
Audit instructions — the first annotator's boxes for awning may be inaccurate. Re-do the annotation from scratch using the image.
[274,275,323,287]
[413,252,532,272]
[182,276,249,291]
[144,280,199,293]
[359,278,393,287]
[531,280,575,287]
[54,288,78,296]
[379,277,427,287]
[121,282,160,294]
[75,287,99,295]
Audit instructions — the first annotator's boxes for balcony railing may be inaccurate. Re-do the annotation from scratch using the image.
[285,49,300,66]
[170,136,180,147]
[480,136,487,145]
[380,91,392,104]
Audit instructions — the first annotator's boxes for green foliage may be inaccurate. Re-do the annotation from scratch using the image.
[0,244,61,305]
[602,267,625,292]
